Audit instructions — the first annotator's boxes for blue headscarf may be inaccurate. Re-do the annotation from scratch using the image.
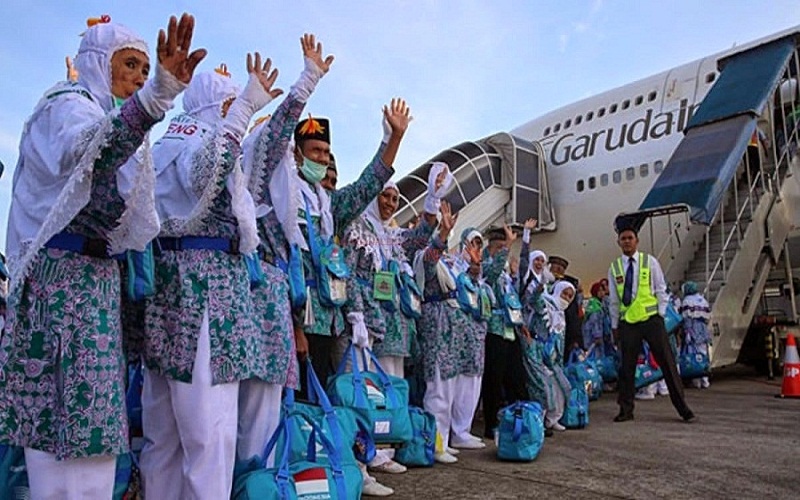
[682,281,698,296]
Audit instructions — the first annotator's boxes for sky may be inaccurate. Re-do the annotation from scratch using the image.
[0,0,799,252]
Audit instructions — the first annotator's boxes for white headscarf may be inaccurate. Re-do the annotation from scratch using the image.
[7,21,152,287]
[75,22,149,113]
[182,71,240,125]
[349,181,402,271]
[523,249,549,291]
[543,280,575,334]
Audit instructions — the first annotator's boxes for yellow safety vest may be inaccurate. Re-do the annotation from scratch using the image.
[610,252,659,324]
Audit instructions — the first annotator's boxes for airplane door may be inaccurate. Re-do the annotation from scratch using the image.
[659,59,706,128]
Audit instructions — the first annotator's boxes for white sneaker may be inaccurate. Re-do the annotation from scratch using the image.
[369,459,407,474]
[362,478,394,497]
[450,438,486,449]
[550,422,566,432]
[701,378,710,388]
[657,387,670,396]
[635,391,655,400]
[434,451,458,464]
[466,433,483,443]
[445,446,460,455]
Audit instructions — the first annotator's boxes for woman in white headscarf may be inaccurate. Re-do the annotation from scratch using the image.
[0,14,204,498]
[339,167,450,479]
[520,278,575,432]
[140,52,280,498]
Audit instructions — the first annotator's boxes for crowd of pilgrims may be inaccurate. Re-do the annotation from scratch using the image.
[0,13,714,499]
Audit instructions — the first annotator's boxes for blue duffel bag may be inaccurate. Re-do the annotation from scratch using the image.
[565,350,601,400]
[679,344,711,379]
[496,401,545,462]
[394,406,436,467]
[327,344,413,445]
[634,342,664,389]
[560,385,589,429]
[233,412,362,500]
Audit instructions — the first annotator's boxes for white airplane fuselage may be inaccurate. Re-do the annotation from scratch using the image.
[508,26,798,286]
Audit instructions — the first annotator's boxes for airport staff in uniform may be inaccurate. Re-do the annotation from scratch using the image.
[607,220,696,423]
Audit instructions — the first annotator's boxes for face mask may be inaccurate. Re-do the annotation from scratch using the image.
[559,297,572,310]
[113,96,126,108]
[300,155,327,184]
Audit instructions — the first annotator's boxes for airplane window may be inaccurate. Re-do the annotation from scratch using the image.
[544,127,551,135]
[622,100,630,110]
[613,170,621,183]
[648,91,657,102]
[588,176,596,189]
[654,160,664,173]
[639,163,649,177]
[575,115,582,125]
[610,104,618,114]
[625,167,635,180]
[635,95,643,106]
[565,119,572,129]
[600,173,608,186]
[577,179,585,192]
[598,108,606,117]
[586,111,594,121]
[706,73,716,84]
[554,123,561,132]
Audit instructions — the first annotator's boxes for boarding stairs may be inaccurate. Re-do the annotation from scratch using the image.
[623,35,800,368]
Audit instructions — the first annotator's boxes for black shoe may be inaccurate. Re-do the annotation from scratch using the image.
[613,413,634,422]
[682,411,696,423]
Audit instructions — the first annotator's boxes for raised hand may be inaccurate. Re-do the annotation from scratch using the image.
[435,167,449,191]
[439,200,457,241]
[246,52,283,99]
[383,98,412,136]
[301,33,334,74]
[524,218,538,230]
[156,13,206,83]
[504,223,517,246]
[466,239,482,264]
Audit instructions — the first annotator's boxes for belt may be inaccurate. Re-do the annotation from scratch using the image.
[155,237,240,255]
[44,232,124,260]
[424,290,457,303]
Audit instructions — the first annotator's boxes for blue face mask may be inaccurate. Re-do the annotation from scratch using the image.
[300,155,328,184]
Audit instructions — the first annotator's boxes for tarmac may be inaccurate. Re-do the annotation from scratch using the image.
[375,365,800,499]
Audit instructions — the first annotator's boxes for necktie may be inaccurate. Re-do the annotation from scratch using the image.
[622,257,634,306]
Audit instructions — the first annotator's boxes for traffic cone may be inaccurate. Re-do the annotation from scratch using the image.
[777,334,800,398]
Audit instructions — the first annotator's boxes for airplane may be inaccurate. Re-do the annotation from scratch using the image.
[393,25,800,369]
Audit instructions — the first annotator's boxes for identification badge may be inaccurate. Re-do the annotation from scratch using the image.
[373,271,396,301]
[330,276,347,302]
[503,325,516,341]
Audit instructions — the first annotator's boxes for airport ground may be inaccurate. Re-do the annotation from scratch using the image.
[377,365,799,499]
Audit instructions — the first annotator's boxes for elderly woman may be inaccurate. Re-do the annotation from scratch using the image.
[340,166,451,477]
[520,279,576,432]
[141,51,280,498]
[0,14,204,498]
[416,218,490,463]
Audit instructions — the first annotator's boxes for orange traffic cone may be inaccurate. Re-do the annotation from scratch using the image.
[778,334,800,398]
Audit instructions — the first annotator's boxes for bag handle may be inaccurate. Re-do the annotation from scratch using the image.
[567,348,583,366]
[302,194,324,269]
[283,411,349,500]
[362,347,403,409]
[334,341,369,409]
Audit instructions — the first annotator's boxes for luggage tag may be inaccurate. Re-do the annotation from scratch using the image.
[373,271,396,301]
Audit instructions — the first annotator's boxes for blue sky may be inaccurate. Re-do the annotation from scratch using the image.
[1,0,798,251]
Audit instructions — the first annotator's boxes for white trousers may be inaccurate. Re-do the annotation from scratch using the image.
[140,310,240,500]
[423,366,457,450]
[238,379,282,465]
[450,374,482,444]
[377,355,404,378]
[24,448,116,500]
[545,385,566,427]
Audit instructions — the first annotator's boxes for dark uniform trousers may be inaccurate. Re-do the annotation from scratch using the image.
[617,314,692,418]
[481,332,528,437]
